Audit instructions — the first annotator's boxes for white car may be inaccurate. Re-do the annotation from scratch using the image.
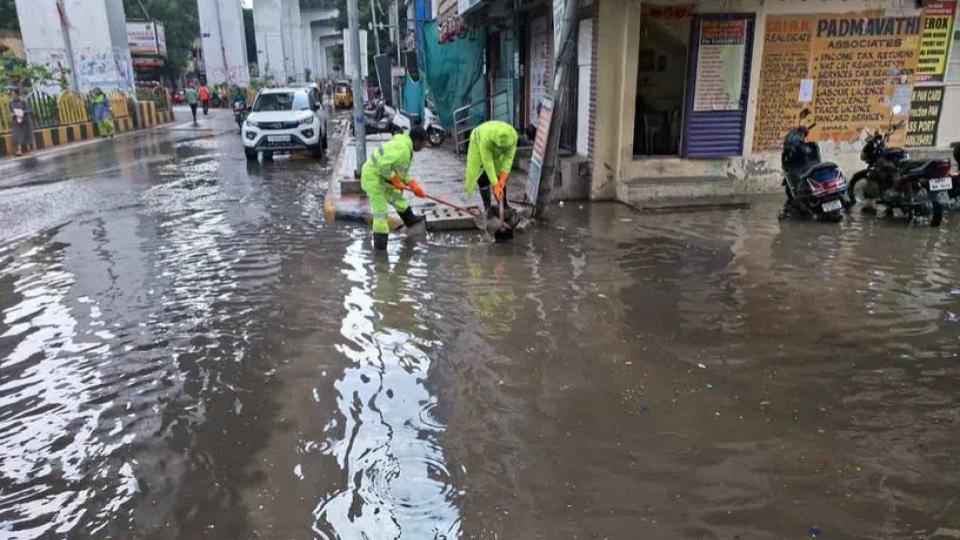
[243,87,328,161]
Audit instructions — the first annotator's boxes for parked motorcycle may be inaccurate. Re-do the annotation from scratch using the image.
[352,98,401,136]
[781,121,850,222]
[849,105,952,227]
[233,101,247,130]
[392,101,446,146]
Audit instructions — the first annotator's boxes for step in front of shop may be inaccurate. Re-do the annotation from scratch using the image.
[622,176,752,211]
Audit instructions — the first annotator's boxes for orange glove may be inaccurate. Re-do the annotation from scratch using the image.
[408,180,425,198]
[494,171,509,201]
[391,175,405,191]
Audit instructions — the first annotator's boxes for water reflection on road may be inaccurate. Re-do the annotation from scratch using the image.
[1,115,959,538]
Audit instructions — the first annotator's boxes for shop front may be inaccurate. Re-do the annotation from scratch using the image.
[592,0,960,203]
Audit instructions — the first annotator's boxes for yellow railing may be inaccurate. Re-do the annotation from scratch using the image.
[108,90,130,119]
[0,94,10,133]
[57,92,88,124]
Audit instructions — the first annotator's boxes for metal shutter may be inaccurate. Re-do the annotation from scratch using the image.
[682,14,755,159]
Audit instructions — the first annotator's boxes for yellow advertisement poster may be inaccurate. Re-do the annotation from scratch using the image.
[917,1,956,83]
[754,13,921,152]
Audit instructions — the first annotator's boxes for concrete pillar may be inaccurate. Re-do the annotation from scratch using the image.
[197,0,250,86]
[15,0,135,94]
[253,0,286,83]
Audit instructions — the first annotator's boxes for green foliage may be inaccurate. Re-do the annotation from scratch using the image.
[122,0,199,81]
[0,0,18,32]
[0,51,68,92]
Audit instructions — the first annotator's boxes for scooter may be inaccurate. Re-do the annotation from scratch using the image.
[233,101,247,130]
[780,118,850,222]
[849,105,952,227]
[353,98,401,136]
[391,102,446,146]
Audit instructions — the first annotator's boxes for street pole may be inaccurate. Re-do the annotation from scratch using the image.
[370,0,381,55]
[535,0,579,218]
[347,0,367,177]
[55,0,79,92]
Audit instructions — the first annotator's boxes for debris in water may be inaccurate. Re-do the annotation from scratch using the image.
[808,525,821,537]
[697,363,707,369]
[705,383,714,390]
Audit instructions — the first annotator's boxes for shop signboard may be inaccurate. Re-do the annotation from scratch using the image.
[906,86,945,147]
[526,95,555,205]
[946,6,960,83]
[753,12,922,151]
[127,22,165,57]
[917,1,956,83]
[693,19,748,112]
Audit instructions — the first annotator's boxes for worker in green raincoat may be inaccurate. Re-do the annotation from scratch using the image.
[464,120,519,217]
[361,126,428,250]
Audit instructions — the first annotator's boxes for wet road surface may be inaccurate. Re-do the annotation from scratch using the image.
[1,109,959,539]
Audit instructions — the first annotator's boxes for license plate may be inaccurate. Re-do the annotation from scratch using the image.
[821,199,843,212]
[929,177,953,191]
[267,135,290,143]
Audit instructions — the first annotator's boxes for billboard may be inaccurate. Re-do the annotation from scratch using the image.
[127,22,166,57]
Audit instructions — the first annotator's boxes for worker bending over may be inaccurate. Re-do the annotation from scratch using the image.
[464,121,519,217]
[361,126,428,250]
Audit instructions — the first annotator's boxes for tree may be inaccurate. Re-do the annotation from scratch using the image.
[0,0,19,33]
[122,0,199,84]
[0,51,67,92]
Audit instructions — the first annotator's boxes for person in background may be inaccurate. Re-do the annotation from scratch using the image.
[360,127,429,251]
[233,85,247,109]
[199,83,210,115]
[185,83,200,123]
[8,87,34,157]
[91,88,115,138]
[463,120,519,218]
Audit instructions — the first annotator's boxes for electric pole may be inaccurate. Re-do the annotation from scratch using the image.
[347,0,367,176]
[369,0,381,55]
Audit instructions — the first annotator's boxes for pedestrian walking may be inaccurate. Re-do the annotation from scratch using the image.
[91,88,115,138]
[464,120,519,218]
[199,84,210,115]
[185,84,200,123]
[360,127,429,251]
[8,87,35,157]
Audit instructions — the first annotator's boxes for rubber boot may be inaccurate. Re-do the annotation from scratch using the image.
[399,207,425,229]
[373,232,388,251]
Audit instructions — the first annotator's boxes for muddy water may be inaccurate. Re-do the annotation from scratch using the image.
[2,128,960,538]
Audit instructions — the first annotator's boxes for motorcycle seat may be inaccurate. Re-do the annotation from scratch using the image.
[898,159,947,176]
[802,161,840,181]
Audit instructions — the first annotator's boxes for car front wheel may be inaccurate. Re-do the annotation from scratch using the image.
[244,148,258,161]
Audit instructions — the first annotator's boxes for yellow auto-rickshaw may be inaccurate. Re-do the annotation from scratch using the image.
[333,81,353,110]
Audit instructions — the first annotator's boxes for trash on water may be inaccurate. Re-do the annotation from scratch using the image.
[808,525,821,537]
[697,363,707,369]
[705,383,714,390]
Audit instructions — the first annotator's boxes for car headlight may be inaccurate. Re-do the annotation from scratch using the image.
[299,116,314,126]
[245,120,257,128]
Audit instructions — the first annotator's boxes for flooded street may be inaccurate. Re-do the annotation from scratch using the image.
[1,110,959,539]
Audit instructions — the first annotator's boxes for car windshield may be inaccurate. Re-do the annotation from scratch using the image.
[253,92,310,112]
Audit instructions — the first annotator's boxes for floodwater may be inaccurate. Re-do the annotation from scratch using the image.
[1,111,959,539]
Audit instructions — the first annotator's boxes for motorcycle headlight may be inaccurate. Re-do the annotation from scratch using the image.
[299,116,314,126]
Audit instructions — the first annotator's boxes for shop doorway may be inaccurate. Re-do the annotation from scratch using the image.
[632,8,691,157]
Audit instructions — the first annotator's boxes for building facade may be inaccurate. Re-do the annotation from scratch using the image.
[15,0,135,94]
[594,0,960,202]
